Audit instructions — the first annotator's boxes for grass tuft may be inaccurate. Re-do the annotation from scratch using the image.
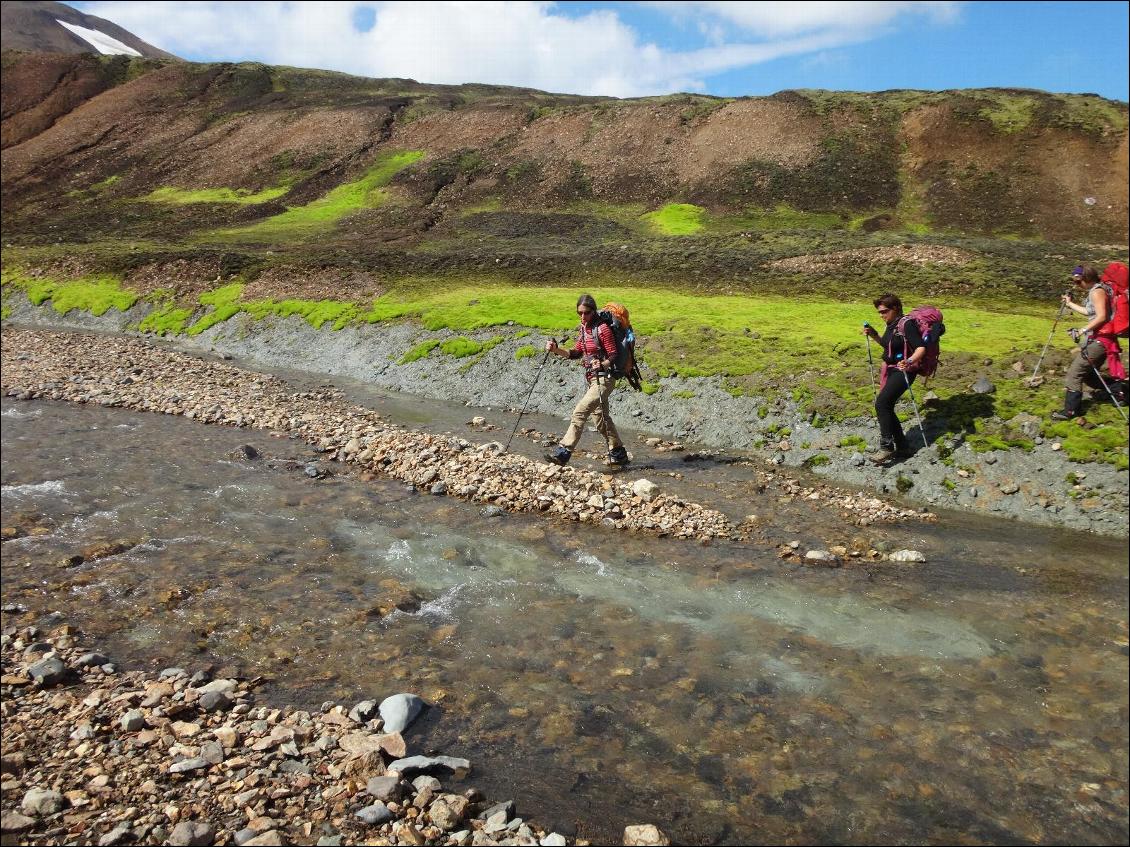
[643,203,705,235]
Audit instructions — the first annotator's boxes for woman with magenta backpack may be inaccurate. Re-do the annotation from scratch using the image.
[543,294,630,467]
[861,293,926,465]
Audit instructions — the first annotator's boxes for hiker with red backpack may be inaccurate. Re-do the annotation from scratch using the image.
[543,294,632,467]
[1051,262,1129,420]
[861,294,943,464]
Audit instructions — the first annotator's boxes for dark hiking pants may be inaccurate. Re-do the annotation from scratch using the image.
[876,371,916,450]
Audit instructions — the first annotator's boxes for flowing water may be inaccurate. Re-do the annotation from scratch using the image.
[2,399,1127,845]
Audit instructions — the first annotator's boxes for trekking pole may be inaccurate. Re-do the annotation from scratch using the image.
[1077,337,1128,423]
[1031,296,1069,381]
[503,338,562,453]
[896,354,929,448]
[862,322,877,401]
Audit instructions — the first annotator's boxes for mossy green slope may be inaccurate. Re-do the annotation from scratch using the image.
[207,150,424,241]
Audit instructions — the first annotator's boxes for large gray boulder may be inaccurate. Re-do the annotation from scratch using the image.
[378,693,424,733]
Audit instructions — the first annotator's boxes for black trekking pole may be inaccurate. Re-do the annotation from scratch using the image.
[1031,296,1069,382]
[503,338,562,453]
[1076,335,1128,423]
[862,322,877,402]
[896,354,929,448]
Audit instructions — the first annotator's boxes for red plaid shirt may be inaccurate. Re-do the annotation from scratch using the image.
[572,322,617,382]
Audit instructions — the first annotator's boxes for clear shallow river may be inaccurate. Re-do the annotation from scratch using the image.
[2,399,1127,844]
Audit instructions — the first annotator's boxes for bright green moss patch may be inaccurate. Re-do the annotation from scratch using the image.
[210,150,424,240]
[802,454,830,469]
[643,203,705,235]
[671,390,696,399]
[839,435,867,449]
[440,335,504,358]
[186,282,244,335]
[144,185,290,205]
[515,344,537,360]
[640,381,659,395]
[1045,420,1130,469]
[4,271,137,316]
[138,303,194,336]
[243,298,360,330]
[399,340,439,364]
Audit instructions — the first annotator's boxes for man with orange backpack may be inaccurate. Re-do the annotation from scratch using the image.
[1052,262,1129,419]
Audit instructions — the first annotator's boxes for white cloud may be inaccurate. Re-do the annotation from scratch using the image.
[78,1,962,97]
[649,1,963,38]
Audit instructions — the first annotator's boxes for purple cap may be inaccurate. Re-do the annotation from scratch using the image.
[1073,265,1084,276]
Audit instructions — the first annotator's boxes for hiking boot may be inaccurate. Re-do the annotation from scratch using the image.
[868,447,896,465]
[1051,390,1083,421]
[544,445,572,466]
[608,446,631,466]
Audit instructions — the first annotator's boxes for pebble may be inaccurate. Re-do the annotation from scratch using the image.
[355,802,394,825]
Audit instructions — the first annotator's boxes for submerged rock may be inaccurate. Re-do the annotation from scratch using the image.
[888,549,927,563]
[624,824,670,846]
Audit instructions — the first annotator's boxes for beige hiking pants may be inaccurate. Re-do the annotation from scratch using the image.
[560,376,623,451]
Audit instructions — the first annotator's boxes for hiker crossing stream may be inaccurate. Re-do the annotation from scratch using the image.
[2,399,1127,844]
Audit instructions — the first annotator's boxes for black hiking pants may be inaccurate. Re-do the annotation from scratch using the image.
[876,370,916,450]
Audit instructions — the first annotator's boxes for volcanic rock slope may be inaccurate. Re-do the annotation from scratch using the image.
[1,52,1127,254]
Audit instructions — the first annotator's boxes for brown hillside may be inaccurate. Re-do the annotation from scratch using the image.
[1,54,1127,247]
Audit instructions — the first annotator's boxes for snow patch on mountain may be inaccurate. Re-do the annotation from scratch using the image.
[56,19,141,57]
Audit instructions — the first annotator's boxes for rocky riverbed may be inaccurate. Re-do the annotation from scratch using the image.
[1,615,680,846]
[3,297,1126,537]
[0,328,937,555]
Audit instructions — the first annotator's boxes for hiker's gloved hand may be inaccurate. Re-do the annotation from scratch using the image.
[545,339,558,352]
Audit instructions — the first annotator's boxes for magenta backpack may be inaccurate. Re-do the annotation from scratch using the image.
[894,306,945,379]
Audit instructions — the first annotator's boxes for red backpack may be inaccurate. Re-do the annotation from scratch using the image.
[1099,261,1129,338]
[892,305,945,379]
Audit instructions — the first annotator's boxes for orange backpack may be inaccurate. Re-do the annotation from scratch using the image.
[596,302,642,389]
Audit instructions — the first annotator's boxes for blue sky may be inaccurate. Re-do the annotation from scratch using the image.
[76,1,1129,101]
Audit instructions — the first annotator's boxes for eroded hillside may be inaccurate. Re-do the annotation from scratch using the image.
[2,54,1126,252]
